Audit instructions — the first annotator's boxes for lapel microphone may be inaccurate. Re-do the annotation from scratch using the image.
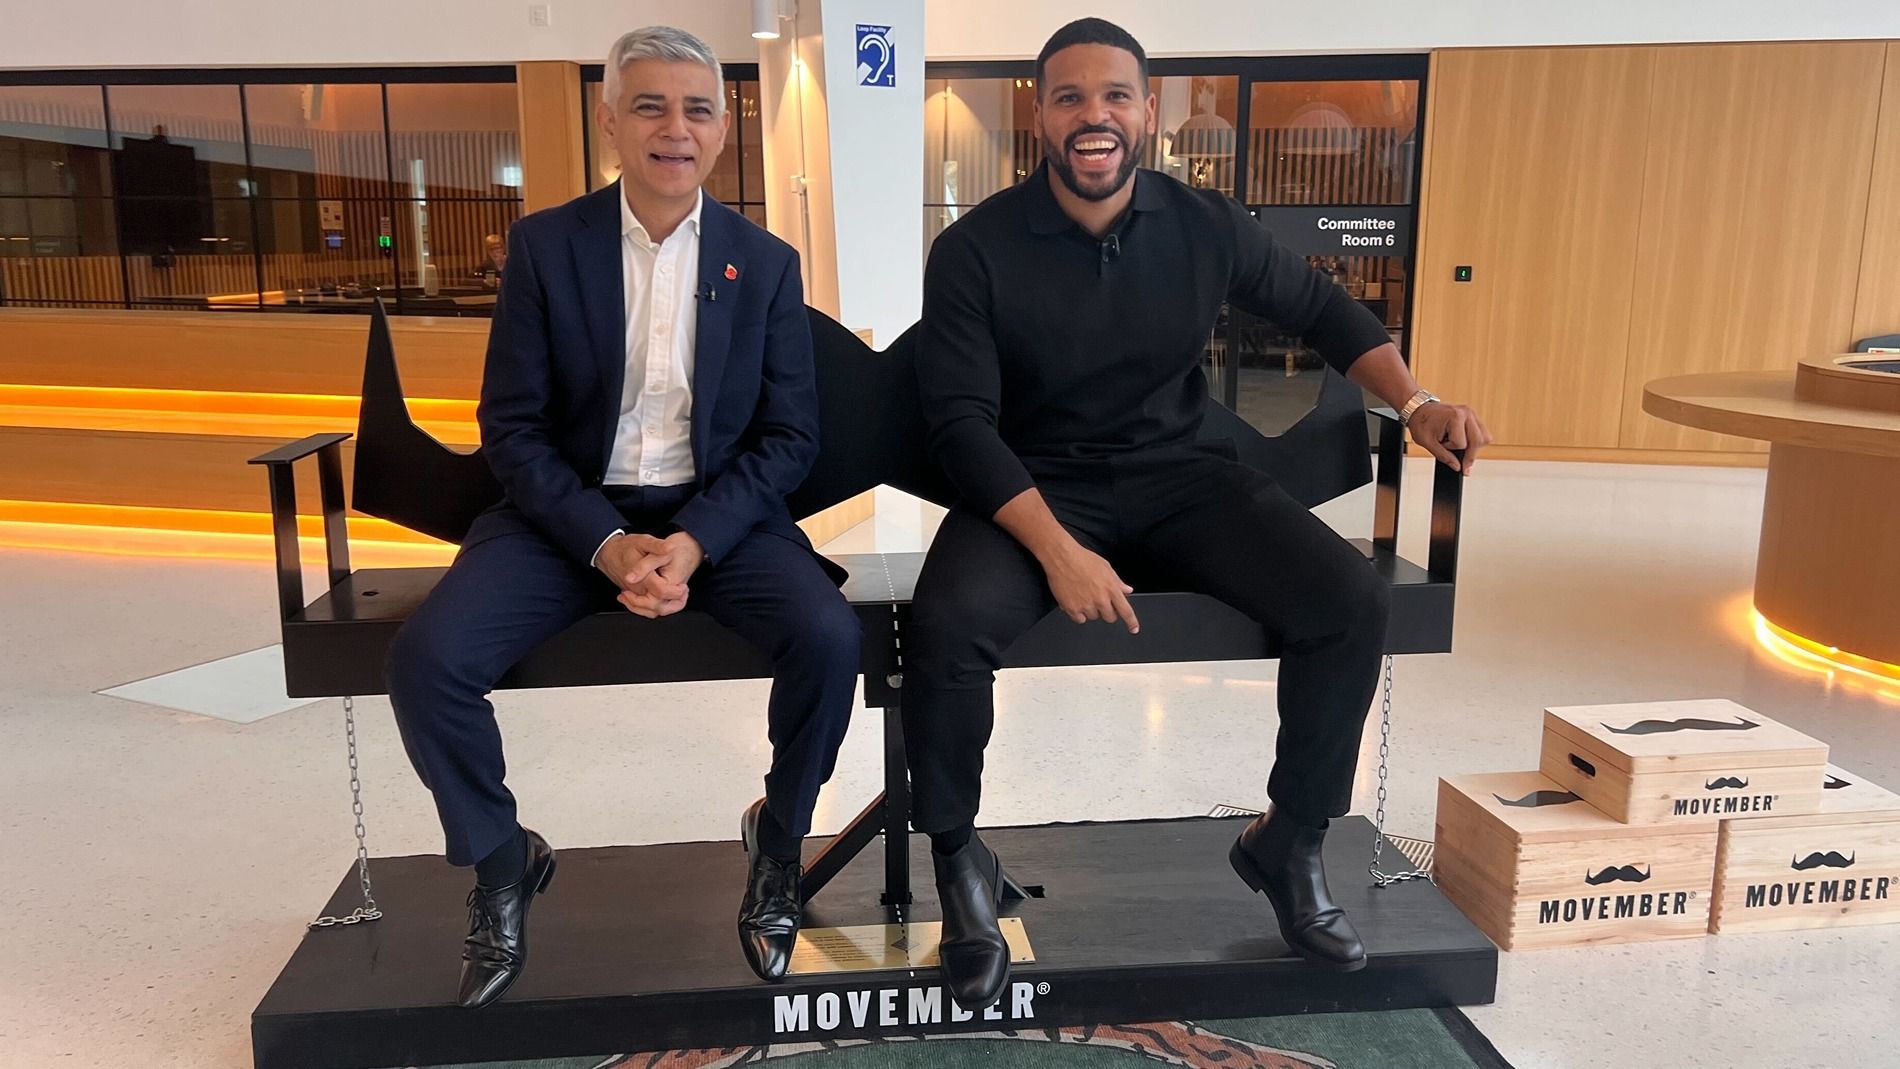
[697,281,717,302]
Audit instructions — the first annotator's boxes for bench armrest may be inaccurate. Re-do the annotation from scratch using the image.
[248,433,354,623]
[249,432,352,468]
[1369,408,1464,584]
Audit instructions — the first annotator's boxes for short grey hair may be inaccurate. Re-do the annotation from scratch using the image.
[603,26,725,115]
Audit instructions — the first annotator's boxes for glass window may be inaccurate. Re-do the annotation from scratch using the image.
[122,199,260,309]
[243,83,391,199]
[387,198,519,313]
[1,73,527,315]
[0,85,113,196]
[386,82,522,199]
[584,79,615,191]
[702,82,743,205]
[922,77,1039,247]
[0,86,120,305]
[1154,75,1240,196]
[1246,80,1417,205]
[1227,78,1420,432]
[739,80,764,211]
[106,84,249,198]
[0,197,122,305]
[256,197,396,307]
[0,195,117,255]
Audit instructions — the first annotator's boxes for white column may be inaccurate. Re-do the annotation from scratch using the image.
[758,0,925,347]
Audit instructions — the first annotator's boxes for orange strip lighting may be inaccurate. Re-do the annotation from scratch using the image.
[0,500,453,567]
[0,383,478,444]
[1752,609,1900,701]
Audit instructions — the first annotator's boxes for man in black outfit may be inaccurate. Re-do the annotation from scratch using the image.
[909,18,1492,1011]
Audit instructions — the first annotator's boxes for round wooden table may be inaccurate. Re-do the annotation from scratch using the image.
[1645,354,1900,670]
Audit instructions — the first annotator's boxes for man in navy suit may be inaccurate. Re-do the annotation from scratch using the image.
[386,26,860,1007]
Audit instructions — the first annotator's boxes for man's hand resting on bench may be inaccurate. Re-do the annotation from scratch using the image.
[598,532,704,618]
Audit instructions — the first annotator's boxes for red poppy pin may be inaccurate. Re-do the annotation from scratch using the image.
[724,264,738,281]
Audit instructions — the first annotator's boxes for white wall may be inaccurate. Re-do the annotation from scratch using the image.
[8,0,1899,70]
[926,1,1900,58]
[1,0,760,70]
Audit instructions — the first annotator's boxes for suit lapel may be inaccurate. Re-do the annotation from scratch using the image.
[692,194,745,472]
[570,183,626,464]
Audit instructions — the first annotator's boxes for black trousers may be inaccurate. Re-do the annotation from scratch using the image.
[386,484,861,866]
[903,442,1390,832]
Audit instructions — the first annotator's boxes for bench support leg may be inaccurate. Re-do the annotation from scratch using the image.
[880,703,912,907]
[802,791,885,901]
[797,703,914,909]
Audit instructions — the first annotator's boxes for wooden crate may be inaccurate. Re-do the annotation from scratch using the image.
[1710,763,1900,933]
[1433,771,1718,950]
[1538,699,1827,825]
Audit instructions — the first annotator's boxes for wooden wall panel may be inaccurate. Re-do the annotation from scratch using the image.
[516,61,587,214]
[1619,42,1887,451]
[1853,43,1900,344]
[1411,47,1654,448]
[0,425,356,514]
[0,309,488,397]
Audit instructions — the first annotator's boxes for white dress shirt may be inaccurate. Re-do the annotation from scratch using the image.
[592,190,703,567]
[607,189,701,486]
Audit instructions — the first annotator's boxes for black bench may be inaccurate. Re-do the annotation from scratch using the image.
[247,305,1488,1069]
[253,303,1463,906]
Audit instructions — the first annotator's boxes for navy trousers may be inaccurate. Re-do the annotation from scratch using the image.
[387,485,861,866]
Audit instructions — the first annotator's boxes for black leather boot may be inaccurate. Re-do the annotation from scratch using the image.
[933,833,1011,1010]
[1229,809,1366,971]
[738,797,803,981]
[459,827,557,1008]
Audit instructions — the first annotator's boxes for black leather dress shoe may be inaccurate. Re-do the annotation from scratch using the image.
[458,827,557,1008]
[1229,809,1365,971]
[933,833,1012,1011]
[739,797,803,981]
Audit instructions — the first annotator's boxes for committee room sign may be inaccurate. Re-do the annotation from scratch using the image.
[1252,206,1412,258]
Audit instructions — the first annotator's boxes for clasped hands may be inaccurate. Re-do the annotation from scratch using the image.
[597,531,705,618]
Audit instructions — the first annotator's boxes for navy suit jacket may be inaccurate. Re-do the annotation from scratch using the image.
[468,184,821,568]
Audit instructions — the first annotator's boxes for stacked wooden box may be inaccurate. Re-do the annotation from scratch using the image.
[1433,698,1898,950]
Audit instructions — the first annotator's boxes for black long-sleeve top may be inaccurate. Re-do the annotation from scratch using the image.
[918,163,1392,516]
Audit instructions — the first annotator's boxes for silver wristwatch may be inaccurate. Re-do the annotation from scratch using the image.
[1398,389,1440,427]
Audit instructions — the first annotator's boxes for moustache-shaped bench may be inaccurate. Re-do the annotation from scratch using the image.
[247,300,1478,1066]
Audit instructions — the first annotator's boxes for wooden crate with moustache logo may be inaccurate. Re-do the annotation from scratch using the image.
[1433,771,1719,950]
[1710,763,1900,933]
[1538,699,1828,826]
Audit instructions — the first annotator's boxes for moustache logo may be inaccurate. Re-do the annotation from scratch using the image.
[1705,776,1750,790]
[1604,716,1760,735]
[1790,851,1856,871]
[1584,864,1652,885]
[1494,790,1584,808]
[1825,775,1851,790]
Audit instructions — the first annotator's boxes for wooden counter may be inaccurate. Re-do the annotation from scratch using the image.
[1644,356,1900,666]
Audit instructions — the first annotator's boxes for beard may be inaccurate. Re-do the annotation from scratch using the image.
[1043,123,1145,203]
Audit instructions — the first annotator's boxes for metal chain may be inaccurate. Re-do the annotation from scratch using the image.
[1368,655,1433,888]
[309,695,384,928]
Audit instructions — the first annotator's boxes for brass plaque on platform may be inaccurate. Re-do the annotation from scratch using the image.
[787,918,1035,975]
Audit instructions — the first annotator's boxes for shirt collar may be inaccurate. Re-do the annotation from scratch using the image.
[620,184,704,243]
[1024,161,1167,236]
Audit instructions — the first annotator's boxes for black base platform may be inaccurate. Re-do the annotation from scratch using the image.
[252,816,1497,1069]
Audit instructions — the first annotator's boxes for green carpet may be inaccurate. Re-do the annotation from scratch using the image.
[423,1007,1513,1069]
